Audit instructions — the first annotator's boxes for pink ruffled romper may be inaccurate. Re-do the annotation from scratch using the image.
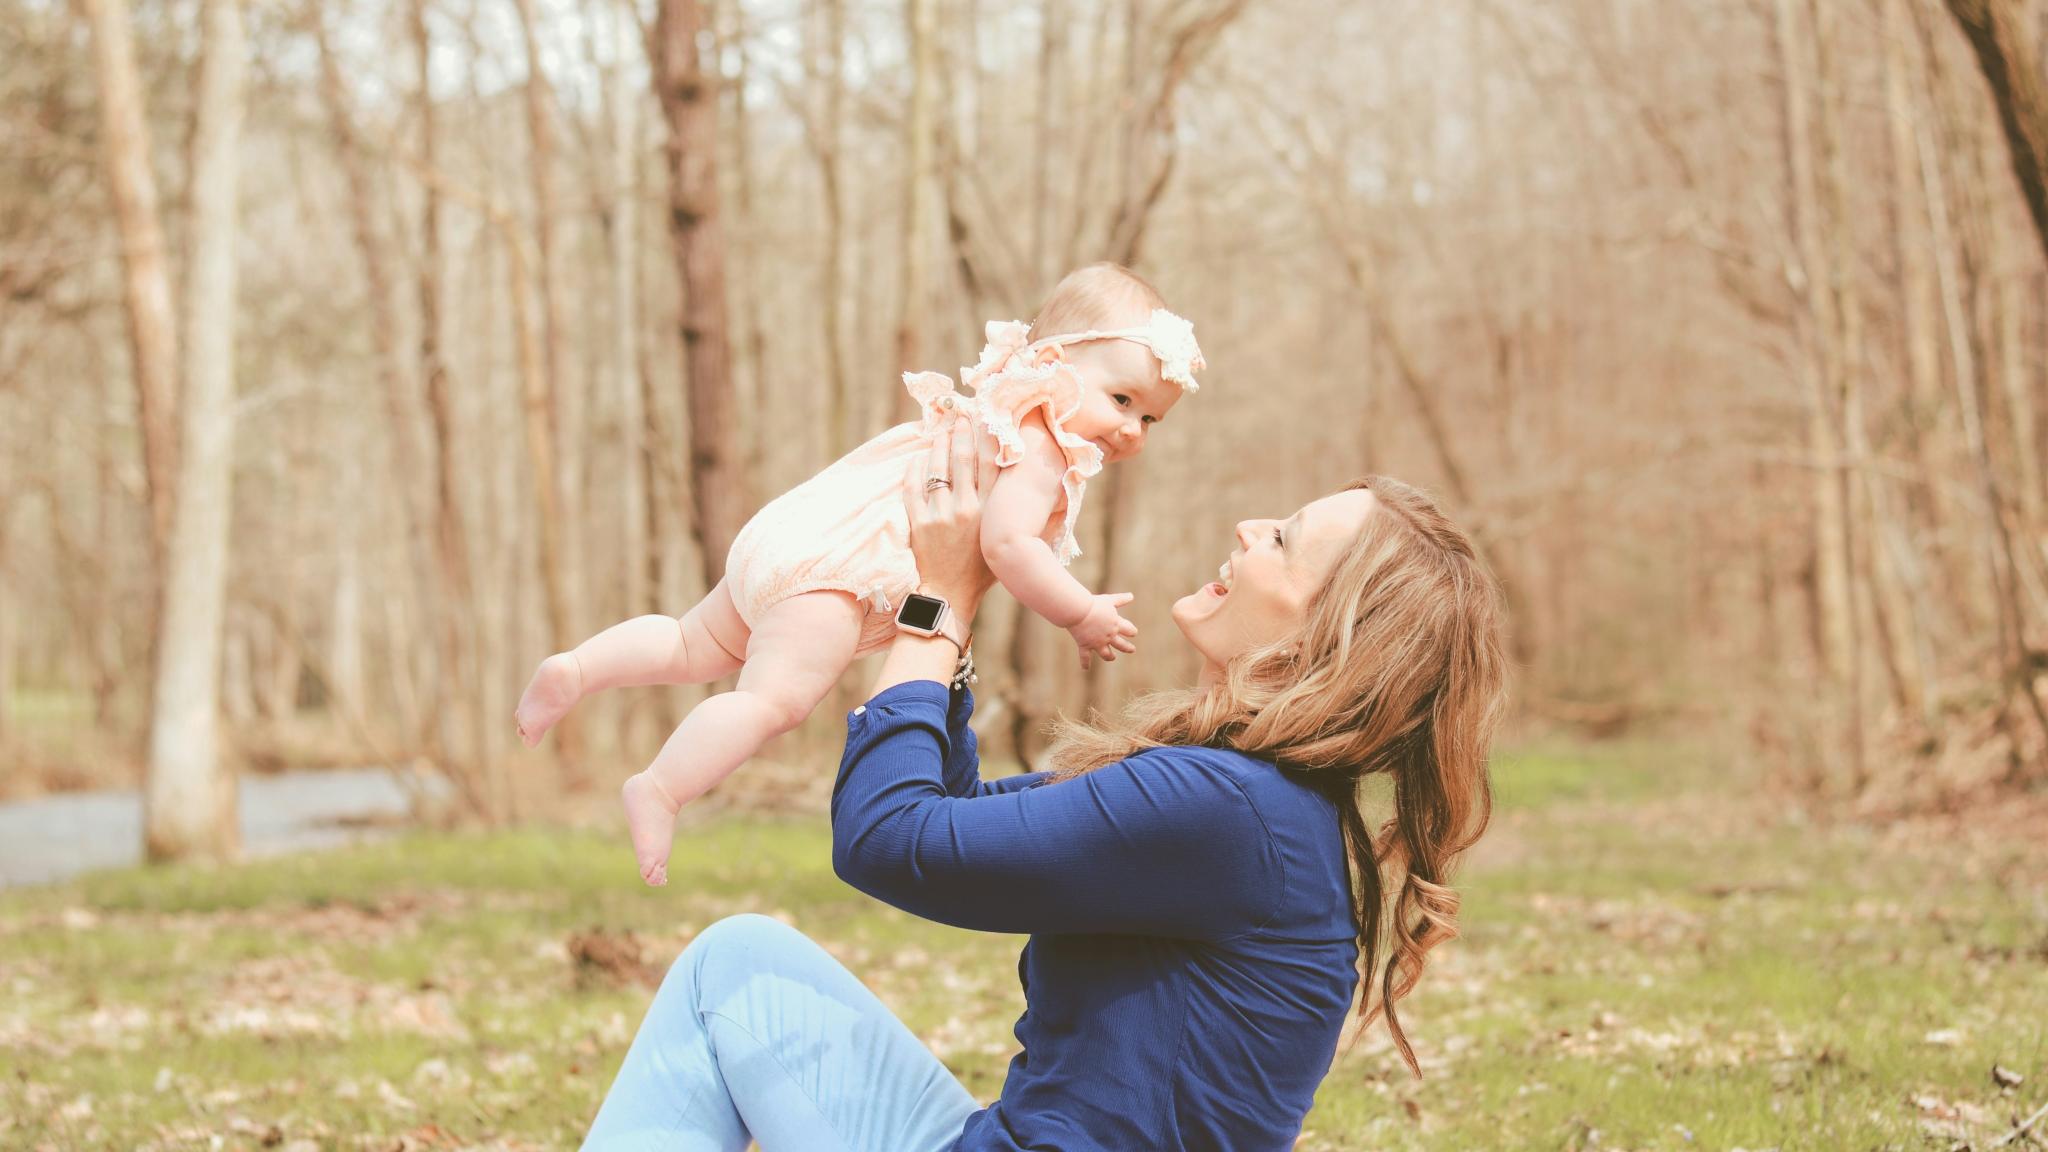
[723,322,1107,656]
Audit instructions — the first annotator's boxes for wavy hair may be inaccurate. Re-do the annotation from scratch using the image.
[1041,476,1508,1076]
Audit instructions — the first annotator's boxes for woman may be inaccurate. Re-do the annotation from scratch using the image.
[581,420,1508,1151]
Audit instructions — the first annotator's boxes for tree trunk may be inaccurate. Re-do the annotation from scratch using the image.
[327,409,368,719]
[607,0,648,624]
[145,0,245,862]
[1031,0,1063,288]
[896,0,939,392]
[805,0,851,455]
[510,0,590,789]
[1773,0,1863,789]
[511,221,574,685]
[221,611,256,725]
[512,0,583,621]
[1943,0,2048,266]
[652,0,745,587]
[1083,0,1249,710]
[409,0,496,810]
[1913,26,2048,782]
[1879,0,1945,730]
[722,0,772,486]
[1999,272,2043,526]
[0,489,14,742]
[82,0,179,574]
[312,8,444,733]
[1809,0,1874,788]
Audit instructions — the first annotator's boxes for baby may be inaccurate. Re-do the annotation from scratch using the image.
[513,263,1204,885]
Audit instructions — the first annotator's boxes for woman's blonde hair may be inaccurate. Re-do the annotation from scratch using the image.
[1042,476,1508,1076]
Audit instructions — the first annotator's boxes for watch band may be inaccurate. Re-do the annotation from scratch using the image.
[910,585,971,654]
[934,607,970,653]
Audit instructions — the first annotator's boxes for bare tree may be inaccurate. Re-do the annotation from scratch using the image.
[145,0,246,861]
[782,0,853,455]
[312,6,436,723]
[1080,0,1249,713]
[1941,0,2048,265]
[409,0,488,798]
[1913,0,2048,782]
[604,0,648,623]
[512,0,584,621]
[20,0,2048,815]
[651,0,746,587]
[896,0,939,384]
[81,0,178,571]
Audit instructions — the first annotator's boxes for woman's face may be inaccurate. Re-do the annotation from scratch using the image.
[1172,488,1379,679]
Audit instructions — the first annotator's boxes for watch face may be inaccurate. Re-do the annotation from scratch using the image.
[899,594,945,631]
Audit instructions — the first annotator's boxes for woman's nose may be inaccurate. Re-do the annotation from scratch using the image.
[1235,520,1258,549]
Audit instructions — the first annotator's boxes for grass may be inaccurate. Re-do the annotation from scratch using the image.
[2,740,2044,1151]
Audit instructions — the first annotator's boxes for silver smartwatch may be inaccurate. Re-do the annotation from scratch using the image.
[894,589,970,653]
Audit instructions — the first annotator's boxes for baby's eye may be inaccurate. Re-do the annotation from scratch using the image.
[1113,394,1131,407]
[1141,415,1156,426]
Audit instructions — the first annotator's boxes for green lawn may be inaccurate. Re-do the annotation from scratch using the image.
[2,741,2043,1151]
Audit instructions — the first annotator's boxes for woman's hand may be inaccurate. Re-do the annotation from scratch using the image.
[903,414,1001,625]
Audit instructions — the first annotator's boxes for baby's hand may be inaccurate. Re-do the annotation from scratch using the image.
[1066,592,1138,669]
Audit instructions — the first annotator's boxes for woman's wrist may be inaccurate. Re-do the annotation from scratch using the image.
[871,627,972,699]
[917,582,985,630]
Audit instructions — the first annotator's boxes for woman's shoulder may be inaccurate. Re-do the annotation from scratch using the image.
[1113,746,1342,833]
[1111,746,1351,931]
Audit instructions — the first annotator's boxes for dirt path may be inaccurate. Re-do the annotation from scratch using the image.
[0,768,436,888]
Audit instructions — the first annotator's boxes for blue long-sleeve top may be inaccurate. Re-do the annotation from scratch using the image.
[831,680,1359,1152]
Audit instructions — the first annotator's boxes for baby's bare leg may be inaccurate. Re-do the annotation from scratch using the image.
[514,580,750,748]
[620,590,864,886]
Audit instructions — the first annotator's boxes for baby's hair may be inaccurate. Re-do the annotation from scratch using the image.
[1027,263,1167,342]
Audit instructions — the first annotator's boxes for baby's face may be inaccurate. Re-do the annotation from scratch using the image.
[1057,337,1181,464]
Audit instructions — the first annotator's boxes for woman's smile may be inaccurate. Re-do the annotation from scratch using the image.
[1173,490,1380,679]
[1200,556,1235,599]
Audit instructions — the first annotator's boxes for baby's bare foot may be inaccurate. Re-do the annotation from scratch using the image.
[513,653,584,748]
[620,772,682,887]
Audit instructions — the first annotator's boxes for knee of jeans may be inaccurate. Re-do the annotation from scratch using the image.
[677,913,815,1004]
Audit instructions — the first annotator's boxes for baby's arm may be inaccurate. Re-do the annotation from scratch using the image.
[978,417,1137,664]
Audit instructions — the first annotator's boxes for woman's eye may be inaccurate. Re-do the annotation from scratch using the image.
[1113,394,1130,407]
[1273,527,1284,548]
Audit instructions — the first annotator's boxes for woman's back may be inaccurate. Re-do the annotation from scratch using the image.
[831,693,1358,1152]
[958,747,1356,1151]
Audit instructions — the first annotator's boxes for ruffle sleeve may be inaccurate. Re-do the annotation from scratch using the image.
[971,358,1104,566]
[901,369,965,433]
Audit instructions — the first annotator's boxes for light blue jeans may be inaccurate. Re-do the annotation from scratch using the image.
[580,913,979,1152]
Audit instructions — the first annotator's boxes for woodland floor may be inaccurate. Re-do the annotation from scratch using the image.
[3,737,2045,1151]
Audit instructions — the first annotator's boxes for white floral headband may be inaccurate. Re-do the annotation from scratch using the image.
[963,309,1207,394]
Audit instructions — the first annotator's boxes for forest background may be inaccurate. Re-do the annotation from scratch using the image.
[4,0,2048,1146]
[11,0,2048,827]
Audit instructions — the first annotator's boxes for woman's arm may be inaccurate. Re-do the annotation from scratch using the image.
[832,683,1280,939]
[867,418,1044,797]
[838,419,1273,938]
[940,685,1049,798]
